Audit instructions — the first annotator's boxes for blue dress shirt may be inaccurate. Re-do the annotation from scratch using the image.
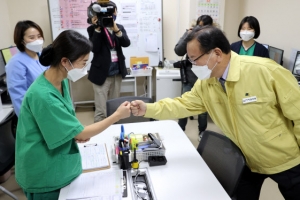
[5,52,48,116]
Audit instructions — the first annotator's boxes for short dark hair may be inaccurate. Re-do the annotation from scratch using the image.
[196,15,213,26]
[14,20,44,52]
[39,30,92,67]
[186,26,231,54]
[238,16,260,39]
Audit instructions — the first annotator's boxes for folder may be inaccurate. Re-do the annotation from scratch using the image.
[78,143,111,173]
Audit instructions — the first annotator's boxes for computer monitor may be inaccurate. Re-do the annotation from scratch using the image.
[1,46,19,65]
[262,44,269,49]
[292,51,300,76]
[268,46,284,65]
[0,52,5,78]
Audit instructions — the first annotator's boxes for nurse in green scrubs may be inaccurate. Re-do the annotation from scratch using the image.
[230,16,269,58]
[15,30,131,199]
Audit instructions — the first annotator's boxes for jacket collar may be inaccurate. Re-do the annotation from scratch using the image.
[226,51,241,82]
[206,51,241,84]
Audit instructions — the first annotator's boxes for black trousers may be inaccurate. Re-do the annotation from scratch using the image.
[236,164,300,200]
[178,82,208,132]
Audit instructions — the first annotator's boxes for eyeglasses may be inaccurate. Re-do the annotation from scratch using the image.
[188,52,206,65]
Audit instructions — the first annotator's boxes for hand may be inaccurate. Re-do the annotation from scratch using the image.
[187,27,193,34]
[75,138,90,143]
[112,20,119,32]
[92,16,100,31]
[130,100,147,116]
[92,16,98,25]
[115,101,131,120]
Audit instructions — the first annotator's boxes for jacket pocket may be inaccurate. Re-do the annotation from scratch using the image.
[255,124,299,168]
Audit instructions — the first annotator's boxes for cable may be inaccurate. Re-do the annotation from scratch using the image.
[133,170,146,200]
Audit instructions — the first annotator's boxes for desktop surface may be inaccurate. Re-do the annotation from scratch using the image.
[59,120,230,200]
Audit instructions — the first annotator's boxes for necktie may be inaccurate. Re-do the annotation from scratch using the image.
[219,78,226,93]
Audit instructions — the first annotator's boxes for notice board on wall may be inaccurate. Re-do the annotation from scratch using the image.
[47,0,163,68]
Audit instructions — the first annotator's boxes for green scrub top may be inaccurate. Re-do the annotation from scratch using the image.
[15,74,84,194]
[239,42,256,56]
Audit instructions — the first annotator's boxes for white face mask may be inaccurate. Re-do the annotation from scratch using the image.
[25,39,44,52]
[240,31,255,42]
[65,60,88,82]
[191,52,218,80]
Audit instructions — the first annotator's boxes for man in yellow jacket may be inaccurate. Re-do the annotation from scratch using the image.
[131,26,300,200]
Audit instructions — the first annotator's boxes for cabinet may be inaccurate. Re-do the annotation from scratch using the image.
[156,69,181,101]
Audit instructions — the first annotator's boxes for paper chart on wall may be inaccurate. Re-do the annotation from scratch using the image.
[196,0,220,23]
[58,0,95,29]
[145,33,158,52]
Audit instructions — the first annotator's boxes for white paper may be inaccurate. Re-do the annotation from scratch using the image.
[79,143,109,170]
[65,170,122,200]
[145,34,158,52]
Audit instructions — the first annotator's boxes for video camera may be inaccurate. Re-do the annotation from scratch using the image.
[87,0,116,28]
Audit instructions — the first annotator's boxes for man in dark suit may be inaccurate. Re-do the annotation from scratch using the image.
[87,1,130,122]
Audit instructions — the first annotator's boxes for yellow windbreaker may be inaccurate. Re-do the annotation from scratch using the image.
[145,51,300,174]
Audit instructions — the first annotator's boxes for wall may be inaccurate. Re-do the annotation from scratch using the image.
[2,0,298,74]
[0,0,13,48]
[223,0,241,44]
[0,0,51,49]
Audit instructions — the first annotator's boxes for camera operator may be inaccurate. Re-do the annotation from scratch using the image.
[87,1,130,122]
[174,15,213,140]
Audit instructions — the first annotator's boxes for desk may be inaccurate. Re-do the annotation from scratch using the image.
[0,107,13,123]
[59,120,230,200]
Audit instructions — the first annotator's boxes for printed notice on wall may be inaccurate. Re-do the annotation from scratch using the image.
[196,0,220,24]
[145,33,158,52]
[120,3,138,47]
[59,0,96,29]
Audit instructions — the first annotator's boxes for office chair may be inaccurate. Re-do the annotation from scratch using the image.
[0,112,18,200]
[197,130,245,199]
[106,96,154,124]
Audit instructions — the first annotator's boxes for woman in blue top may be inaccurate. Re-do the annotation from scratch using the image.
[230,16,269,58]
[5,20,48,116]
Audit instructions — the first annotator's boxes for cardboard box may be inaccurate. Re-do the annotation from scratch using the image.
[130,57,149,69]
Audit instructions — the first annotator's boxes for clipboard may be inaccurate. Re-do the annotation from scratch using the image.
[79,143,111,173]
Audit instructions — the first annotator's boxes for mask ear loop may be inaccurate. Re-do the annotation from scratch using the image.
[206,51,213,65]
[207,51,218,71]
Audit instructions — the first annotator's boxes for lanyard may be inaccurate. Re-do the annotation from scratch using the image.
[104,28,115,48]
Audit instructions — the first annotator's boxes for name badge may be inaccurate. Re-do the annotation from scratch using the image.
[242,96,257,104]
[111,50,118,62]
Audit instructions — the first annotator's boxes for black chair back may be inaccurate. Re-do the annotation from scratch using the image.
[106,96,154,124]
[0,112,15,176]
[197,130,246,198]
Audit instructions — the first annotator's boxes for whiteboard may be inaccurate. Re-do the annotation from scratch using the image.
[47,0,163,68]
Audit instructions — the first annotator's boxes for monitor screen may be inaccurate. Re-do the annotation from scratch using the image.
[262,44,269,49]
[292,52,300,76]
[0,52,5,77]
[268,46,284,65]
[1,46,19,65]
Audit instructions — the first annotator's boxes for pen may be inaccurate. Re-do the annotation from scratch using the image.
[84,143,97,147]
[120,125,125,141]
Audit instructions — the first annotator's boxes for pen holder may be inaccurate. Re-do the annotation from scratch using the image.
[119,151,130,170]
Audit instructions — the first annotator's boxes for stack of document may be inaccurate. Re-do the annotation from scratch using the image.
[64,170,123,200]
